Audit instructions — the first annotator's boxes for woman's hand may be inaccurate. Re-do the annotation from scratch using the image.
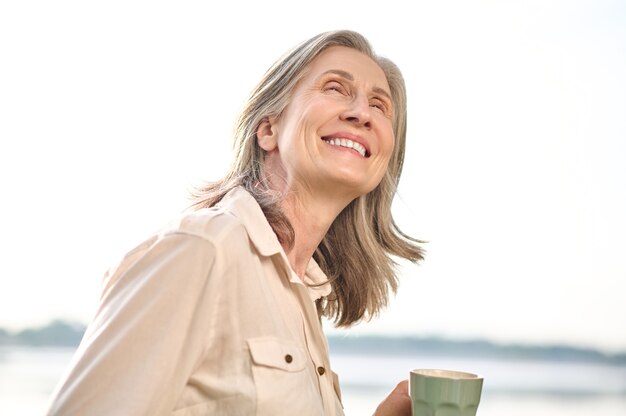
[374,380,412,415]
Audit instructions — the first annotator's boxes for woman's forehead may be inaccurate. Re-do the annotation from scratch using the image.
[304,46,390,91]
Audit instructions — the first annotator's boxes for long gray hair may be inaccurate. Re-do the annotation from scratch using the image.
[191,30,424,326]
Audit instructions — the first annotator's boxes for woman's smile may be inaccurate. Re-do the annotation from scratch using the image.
[321,132,370,158]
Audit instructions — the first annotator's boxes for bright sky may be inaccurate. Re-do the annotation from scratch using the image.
[1,0,624,353]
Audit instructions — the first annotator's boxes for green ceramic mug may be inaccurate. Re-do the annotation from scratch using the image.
[410,369,483,416]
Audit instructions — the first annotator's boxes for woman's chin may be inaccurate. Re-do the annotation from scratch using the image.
[322,174,379,198]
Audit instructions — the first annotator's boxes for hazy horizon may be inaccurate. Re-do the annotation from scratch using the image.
[4,317,626,357]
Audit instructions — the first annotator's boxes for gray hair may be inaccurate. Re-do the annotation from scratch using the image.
[192,30,424,326]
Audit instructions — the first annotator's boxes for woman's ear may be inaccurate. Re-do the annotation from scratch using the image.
[256,116,278,151]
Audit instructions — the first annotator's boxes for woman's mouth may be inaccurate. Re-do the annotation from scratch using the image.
[321,136,369,157]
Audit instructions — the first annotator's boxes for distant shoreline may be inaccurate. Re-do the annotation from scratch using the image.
[0,320,85,348]
[2,320,625,366]
[328,335,626,366]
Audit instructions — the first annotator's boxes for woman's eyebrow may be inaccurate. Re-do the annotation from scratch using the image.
[320,69,392,102]
[372,86,392,102]
[321,69,354,81]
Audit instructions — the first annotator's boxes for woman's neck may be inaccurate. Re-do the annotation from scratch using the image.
[260,152,358,278]
[279,189,351,279]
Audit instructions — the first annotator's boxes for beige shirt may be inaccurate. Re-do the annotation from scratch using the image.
[47,187,344,416]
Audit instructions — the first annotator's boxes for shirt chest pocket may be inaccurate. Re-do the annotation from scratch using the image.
[247,337,324,415]
[248,337,307,372]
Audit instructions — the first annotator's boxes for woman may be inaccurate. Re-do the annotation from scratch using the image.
[46,30,424,415]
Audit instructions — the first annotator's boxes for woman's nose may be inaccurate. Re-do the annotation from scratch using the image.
[340,94,372,129]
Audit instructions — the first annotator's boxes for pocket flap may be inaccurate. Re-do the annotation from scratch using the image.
[247,337,307,372]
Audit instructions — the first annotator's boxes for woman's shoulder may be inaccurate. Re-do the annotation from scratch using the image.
[101,207,248,290]
[165,205,249,246]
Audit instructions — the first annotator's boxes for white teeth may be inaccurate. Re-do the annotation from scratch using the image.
[324,137,366,157]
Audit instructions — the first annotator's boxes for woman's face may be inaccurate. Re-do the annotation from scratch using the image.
[259,46,395,201]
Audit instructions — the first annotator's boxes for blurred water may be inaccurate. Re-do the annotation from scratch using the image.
[0,347,73,416]
[342,386,626,416]
[332,352,626,416]
[1,346,625,415]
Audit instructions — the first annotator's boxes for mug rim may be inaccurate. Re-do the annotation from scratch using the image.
[411,368,483,380]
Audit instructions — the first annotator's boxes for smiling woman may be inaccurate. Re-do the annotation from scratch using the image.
[45,30,424,416]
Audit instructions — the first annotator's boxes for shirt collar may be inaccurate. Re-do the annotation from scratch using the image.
[218,187,332,301]
[218,186,283,257]
[303,257,333,301]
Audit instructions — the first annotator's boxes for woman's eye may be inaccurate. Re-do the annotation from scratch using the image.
[370,100,386,112]
[324,81,345,93]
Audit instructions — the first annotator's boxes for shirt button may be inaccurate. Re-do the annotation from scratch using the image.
[317,366,326,376]
[284,354,293,364]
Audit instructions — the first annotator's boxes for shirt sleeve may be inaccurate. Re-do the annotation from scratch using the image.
[46,232,219,416]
